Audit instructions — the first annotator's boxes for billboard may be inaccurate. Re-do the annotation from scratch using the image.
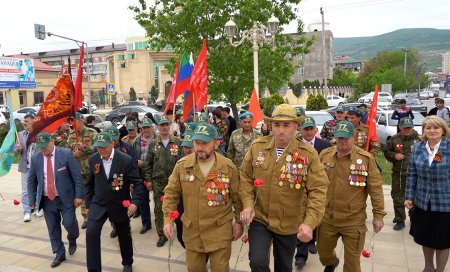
[0,57,36,88]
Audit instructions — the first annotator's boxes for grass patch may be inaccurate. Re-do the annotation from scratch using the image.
[376,152,392,185]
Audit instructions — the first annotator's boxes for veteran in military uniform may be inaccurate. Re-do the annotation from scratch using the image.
[163,124,243,272]
[66,112,98,229]
[317,121,386,272]
[145,115,182,247]
[121,121,139,145]
[346,107,381,157]
[320,104,347,143]
[384,117,420,231]
[51,118,72,147]
[226,112,262,170]
[239,104,329,272]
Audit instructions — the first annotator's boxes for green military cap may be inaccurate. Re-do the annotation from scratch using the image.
[127,121,137,130]
[295,106,306,117]
[192,123,218,143]
[157,115,170,125]
[105,126,120,140]
[181,132,194,148]
[141,117,153,127]
[74,112,84,120]
[196,113,209,123]
[399,117,414,128]
[93,132,112,147]
[334,120,354,138]
[336,104,346,113]
[301,116,316,128]
[36,132,52,149]
[347,106,361,117]
[184,122,197,133]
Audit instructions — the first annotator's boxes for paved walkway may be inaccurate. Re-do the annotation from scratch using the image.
[0,164,446,272]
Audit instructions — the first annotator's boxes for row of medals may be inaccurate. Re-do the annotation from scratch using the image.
[206,173,230,207]
[279,154,308,189]
[349,159,368,186]
[112,174,124,190]
[356,132,367,147]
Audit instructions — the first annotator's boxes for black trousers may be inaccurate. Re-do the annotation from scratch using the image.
[295,228,316,260]
[248,220,297,272]
[86,213,133,271]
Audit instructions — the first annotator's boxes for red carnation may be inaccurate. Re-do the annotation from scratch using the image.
[13,199,20,206]
[122,200,131,208]
[60,134,65,139]
[396,144,403,151]
[160,195,165,202]
[253,179,264,188]
[168,210,179,221]
[361,249,371,258]
[241,234,249,243]
[143,180,148,186]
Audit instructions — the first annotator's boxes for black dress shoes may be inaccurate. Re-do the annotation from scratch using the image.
[123,264,133,272]
[110,228,118,238]
[139,225,152,234]
[324,258,339,272]
[69,241,77,255]
[393,221,405,231]
[308,243,318,254]
[51,253,66,268]
[156,236,168,247]
[81,220,88,229]
[295,256,306,268]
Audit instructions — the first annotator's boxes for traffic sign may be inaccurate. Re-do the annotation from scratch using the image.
[107,83,115,94]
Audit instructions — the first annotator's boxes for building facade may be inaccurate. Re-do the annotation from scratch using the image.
[443,51,450,75]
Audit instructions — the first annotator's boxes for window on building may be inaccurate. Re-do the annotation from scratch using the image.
[34,92,44,104]
[120,63,127,68]
[128,54,135,60]
[117,55,125,61]
[135,41,148,50]
[297,67,304,75]
[19,92,25,106]
[126,43,134,51]
[296,54,303,61]
[0,92,4,104]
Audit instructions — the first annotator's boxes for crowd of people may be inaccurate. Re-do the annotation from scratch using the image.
[11,102,450,272]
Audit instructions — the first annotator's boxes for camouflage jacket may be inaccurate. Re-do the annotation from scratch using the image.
[352,123,381,157]
[121,134,139,145]
[384,130,420,174]
[144,135,182,183]
[226,128,262,169]
[66,126,98,176]
[320,119,338,142]
[51,128,72,147]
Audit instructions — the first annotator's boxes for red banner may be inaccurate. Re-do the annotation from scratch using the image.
[366,84,379,151]
[191,40,208,112]
[248,87,264,128]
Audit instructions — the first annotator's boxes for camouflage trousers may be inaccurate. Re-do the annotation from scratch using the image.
[391,171,406,223]
[80,174,88,220]
[153,180,168,237]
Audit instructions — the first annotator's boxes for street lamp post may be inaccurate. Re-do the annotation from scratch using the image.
[417,63,427,98]
[34,24,92,113]
[224,16,279,99]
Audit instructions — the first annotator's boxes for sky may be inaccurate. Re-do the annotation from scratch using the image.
[0,0,449,56]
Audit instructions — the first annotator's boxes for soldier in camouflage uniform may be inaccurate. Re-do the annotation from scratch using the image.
[383,117,420,230]
[121,121,139,145]
[51,118,72,147]
[226,112,262,169]
[320,104,347,143]
[347,107,381,157]
[145,115,182,247]
[66,112,98,228]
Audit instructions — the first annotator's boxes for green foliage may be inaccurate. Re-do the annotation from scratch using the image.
[306,94,328,110]
[129,87,137,101]
[289,82,302,98]
[263,93,285,117]
[130,0,313,113]
[150,85,158,102]
[303,80,321,87]
[329,67,358,87]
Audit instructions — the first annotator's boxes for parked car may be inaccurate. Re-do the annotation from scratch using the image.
[325,103,382,119]
[82,114,112,131]
[419,90,432,99]
[390,98,427,116]
[0,104,10,119]
[326,95,347,107]
[113,101,145,109]
[377,97,392,110]
[12,106,40,122]
[376,110,424,147]
[358,92,392,104]
[105,105,161,125]
[82,102,97,112]
[304,111,334,133]
[444,97,450,106]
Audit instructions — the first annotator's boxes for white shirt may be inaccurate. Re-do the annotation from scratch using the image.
[426,140,441,166]
[43,146,58,197]
[302,137,315,146]
[102,148,115,178]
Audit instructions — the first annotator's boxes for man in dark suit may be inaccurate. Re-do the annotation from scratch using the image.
[295,116,331,268]
[28,132,84,268]
[85,132,144,272]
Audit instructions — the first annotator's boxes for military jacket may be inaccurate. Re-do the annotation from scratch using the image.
[51,128,72,147]
[163,152,242,252]
[384,130,420,174]
[353,123,381,157]
[66,126,97,176]
[121,134,139,145]
[144,135,182,183]
[239,135,329,235]
[320,146,386,227]
[226,128,262,169]
[320,119,338,141]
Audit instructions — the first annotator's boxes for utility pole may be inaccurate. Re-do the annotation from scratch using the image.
[321,7,328,96]
[402,48,409,92]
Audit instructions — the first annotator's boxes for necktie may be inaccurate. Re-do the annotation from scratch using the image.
[46,154,56,200]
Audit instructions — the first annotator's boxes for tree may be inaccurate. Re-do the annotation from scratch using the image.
[263,93,285,117]
[329,67,358,87]
[129,87,137,101]
[150,85,158,103]
[289,82,303,98]
[306,94,328,110]
[130,0,313,118]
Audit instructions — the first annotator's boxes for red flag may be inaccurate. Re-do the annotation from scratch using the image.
[74,42,84,112]
[366,84,379,151]
[164,60,180,114]
[182,91,195,120]
[248,87,264,128]
[27,74,74,145]
[191,40,208,111]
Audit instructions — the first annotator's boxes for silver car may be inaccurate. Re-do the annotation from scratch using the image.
[376,110,424,147]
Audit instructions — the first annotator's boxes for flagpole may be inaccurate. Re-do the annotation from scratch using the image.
[172,101,176,136]
[192,92,196,122]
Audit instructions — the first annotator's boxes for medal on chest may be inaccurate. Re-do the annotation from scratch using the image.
[184,169,194,182]
[204,170,230,207]
[348,159,367,187]
[278,149,308,189]
[154,144,161,152]
[255,151,266,166]
[112,174,124,191]
[169,144,179,156]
